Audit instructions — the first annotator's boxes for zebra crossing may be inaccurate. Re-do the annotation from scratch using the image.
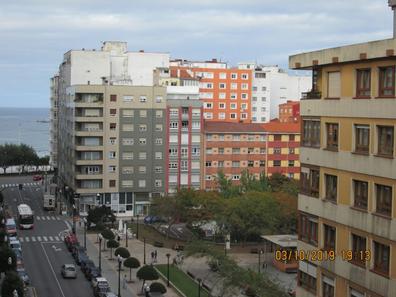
[19,235,61,243]
[36,216,61,221]
[0,182,41,188]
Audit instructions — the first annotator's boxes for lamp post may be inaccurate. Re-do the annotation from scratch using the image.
[98,234,103,274]
[125,223,128,248]
[117,255,122,297]
[72,204,76,234]
[136,214,140,240]
[197,278,202,297]
[166,253,171,287]
[83,218,87,249]
[258,249,263,274]
[143,237,146,264]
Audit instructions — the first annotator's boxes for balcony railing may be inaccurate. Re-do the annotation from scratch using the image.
[302,91,321,100]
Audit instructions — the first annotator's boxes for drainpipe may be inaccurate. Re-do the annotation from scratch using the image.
[389,0,396,38]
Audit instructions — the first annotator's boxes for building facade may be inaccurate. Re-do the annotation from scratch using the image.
[290,13,396,297]
[52,42,169,216]
[165,86,203,194]
[170,60,253,122]
[50,74,59,168]
[279,100,300,123]
[238,63,310,123]
[202,121,300,190]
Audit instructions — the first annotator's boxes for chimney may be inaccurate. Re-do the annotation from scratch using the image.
[389,0,396,37]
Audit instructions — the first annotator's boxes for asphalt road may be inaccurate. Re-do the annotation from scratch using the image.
[1,175,92,297]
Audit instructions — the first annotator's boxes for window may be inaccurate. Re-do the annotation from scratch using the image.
[274,135,281,141]
[379,66,395,97]
[122,138,134,146]
[181,148,188,157]
[206,148,212,155]
[139,138,146,145]
[302,120,320,147]
[252,107,257,112]
[109,180,116,187]
[323,224,336,251]
[247,147,254,154]
[351,234,367,267]
[123,95,133,102]
[109,151,116,159]
[230,93,237,100]
[298,270,316,294]
[233,135,240,141]
[205,175,213,181]
[230,103,237,110]
[241,73,248,80]
[299,213,318,246]
[356,69,371,97]
[155,138,163,145]
[289,135,295,141]
[375,184,392,216]
[122,152,133,160]
[170,108,178,116]
[373,241,390,276]
[241,103,247,110]
[231,73,237,79]
[169,162,178,169]
[219,83,226,89]
[138,180,146,188]
[181,160,188,171]
[139,166,146,174]
[155,124,163,132]
[155,166,163,173]
[140,110,147,117]
[350,288,365,297]
[122,124,134,132]
[232,175,240,180]
[110,109,117,116]
[110,123,116,130]
[122,109,134,117]
[170,122,178,129]
[248,160,254,167]
[218,113,226,120]
[219,72,227,79]
[156,110,163,118]
[326,123,339,150]
[377,126,394,157]
[139,95,147,102]
[232,161,240,168]
[353,180,368,210]
[325,174,337,202]
[205,161,212,167]
[322,276,335,297]
[110,94,117,102]
[273,160,281,167]
[260,148,266,154]
[252,96,257,102]
[219,103,226,109]
[155,152,162,160]
[192,147,200,156]
[252,86,257,91]
[230,113,237,119]
[169,148,178,156]
[274,148,281,154]
[261,97,266,102]
[241,93,248,100]
[261,107,266,112]
[155,180,162,187]
[241,83,248,90]
[327,71,341,98]
[108,165,116,173]
[300,166,320,197]
[122,167,133,174]
[288,160,295,167]
[289,148,295,154]
[260,160,265,167]
[156,96,163,103]
[354,125,369,154]
[232,148,240,154]
[218,161,224,168]
[109,137,116,145]
[231,83,237,90]
[262,86,267,91]
[139,152,147,160]
[138,124,147,132]
[192,121,200,129]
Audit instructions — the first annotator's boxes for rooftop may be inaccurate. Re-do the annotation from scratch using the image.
[261,234,297,248]
[204,121,300,134]
[289,38,396,70]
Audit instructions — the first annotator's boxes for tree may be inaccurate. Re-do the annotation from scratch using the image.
[124,257,141,281]
[136,265,159,292]
[1,271,24,297]
[88,206,116,229]
[216,170,240,198]
[268,173,298,196]
[100,229,115,251]
[150,282,167,294]
[107,239,119,260]
[275,191,298,233]
[0,246,16,274]
[114,247,130,259]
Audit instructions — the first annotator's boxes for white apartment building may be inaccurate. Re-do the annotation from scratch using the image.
[238,63,311,123]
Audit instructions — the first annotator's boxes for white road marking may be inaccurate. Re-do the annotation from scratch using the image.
[31,237,36,242]
[43,236,48,241]
[25,237,30,242]
[55,236,60,241]
[41,216,46,220]
[64,220,72,230]
[40,243,66,297]
[36,216,41,220]
[49,236,53,241]
[37,236,42,241]
[19,237,24,242]
[46,216,51,220]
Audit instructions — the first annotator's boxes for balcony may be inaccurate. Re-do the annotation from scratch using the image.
[301,91,321,100]
[75,174,104,180]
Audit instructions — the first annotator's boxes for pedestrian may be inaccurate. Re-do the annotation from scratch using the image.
[144,283,150,297]
[123,274,127,289]
[117,235,121,242]
[154,250,157,260]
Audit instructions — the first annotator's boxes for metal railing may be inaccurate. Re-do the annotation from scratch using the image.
[301,90,321,100]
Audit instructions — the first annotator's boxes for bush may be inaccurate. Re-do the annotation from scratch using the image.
[124,257,141,281]
[101,229,115,240]
[153,241,164,248]
[150,282,167,293]
[114,247,130,259]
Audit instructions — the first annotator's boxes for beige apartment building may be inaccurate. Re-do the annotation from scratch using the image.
[290,3,396,296]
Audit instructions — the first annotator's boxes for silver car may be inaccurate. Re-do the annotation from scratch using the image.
[61,264,77,279]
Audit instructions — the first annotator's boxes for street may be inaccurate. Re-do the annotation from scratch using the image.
[1,175,92,297]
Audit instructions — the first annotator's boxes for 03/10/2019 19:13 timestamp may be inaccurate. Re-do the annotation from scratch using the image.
[274,249,371,262]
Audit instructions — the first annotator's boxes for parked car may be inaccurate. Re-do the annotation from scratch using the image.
[14,250,24,267]
[86,266,101,281]
[92,277,109,288]
[16,267,30,285]
[144,216,166,224]
[33,175,43,181]
[9,240,22,253]
[81,259,95,276]
[5,218,17,236]
[61,264,77,279]
[64,233,78,251]
[72,246,87,265]
[93,283,110,297]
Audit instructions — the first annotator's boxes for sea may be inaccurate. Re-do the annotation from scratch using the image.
[0,107,50,157]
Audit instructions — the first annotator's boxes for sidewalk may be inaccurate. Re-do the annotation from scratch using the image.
[75,224,180,297]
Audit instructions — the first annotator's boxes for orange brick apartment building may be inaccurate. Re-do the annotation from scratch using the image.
[170,60,253,123]
[279,100,300,123]
[202,121,300,190]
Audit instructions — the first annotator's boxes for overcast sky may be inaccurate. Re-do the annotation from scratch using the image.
[0,0,393,108]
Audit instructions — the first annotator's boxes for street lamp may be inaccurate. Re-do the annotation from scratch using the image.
[98,234,103,274]
[124,223,128,248]
[166,253,171,287]
[83,218,87,249]
[258,249,263,273]
[136,214,140,240]
[143,237,146,264]
[117,255,123,297]
[72,204,76,234]
[197,278,202,297]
